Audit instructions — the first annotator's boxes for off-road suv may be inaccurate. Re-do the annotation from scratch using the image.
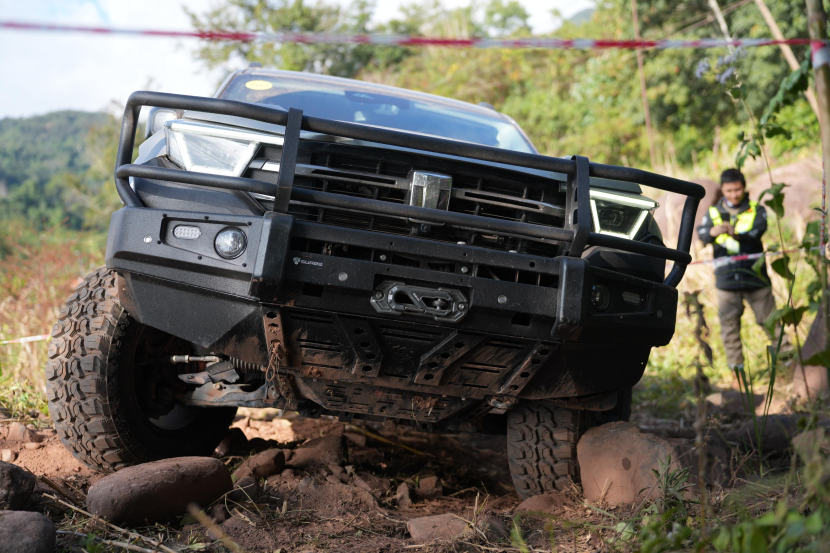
[45,66,703,498]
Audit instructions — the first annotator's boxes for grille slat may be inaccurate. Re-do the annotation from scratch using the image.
[256,142,567,256]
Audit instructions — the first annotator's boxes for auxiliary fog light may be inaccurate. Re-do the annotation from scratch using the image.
[214,227,247,259]
[590,284,611,312]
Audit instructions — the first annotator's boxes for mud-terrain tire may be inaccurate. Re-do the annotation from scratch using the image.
[507,390,632,499]
[45,267,236,472]
[507,404,582,499]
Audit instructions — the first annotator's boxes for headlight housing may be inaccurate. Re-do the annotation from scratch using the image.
[165,120,284,177]
[589,189,658,240]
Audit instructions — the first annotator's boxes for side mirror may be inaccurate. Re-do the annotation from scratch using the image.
[145,107,184,139]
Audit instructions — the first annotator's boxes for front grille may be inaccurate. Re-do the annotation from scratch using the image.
[248,141,568,257]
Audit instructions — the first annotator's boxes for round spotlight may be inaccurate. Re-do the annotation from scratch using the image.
[214,227,247,259]
[590,284,611,312]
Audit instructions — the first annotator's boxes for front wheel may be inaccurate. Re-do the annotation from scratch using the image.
[506,389,632,499]
[45,268,236,472]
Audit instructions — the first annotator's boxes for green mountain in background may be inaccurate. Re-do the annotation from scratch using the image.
[566,8,594,26]
[0,110,124,231]
[0,111,108,198]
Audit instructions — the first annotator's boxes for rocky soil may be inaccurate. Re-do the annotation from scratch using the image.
[0,391,823,552]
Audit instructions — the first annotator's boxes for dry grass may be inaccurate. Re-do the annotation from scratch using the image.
[0,220,105,391]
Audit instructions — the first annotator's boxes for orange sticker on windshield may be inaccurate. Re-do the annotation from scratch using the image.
[245,80,272,91]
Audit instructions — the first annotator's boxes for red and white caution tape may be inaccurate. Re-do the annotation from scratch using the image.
[689,247,808,267]
[0,20,822,50]
[0,334,51,346]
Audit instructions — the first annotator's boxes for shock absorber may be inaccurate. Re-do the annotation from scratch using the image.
[230,358,266,373]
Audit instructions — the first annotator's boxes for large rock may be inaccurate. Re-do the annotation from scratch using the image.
[233,449,285,481]
[288,435,347,470]
[0,462,35,510]
[792,365,829,401]
[407,513,470,543]
[577,422,730,506]
[0,511,56,553]
[86,457,233,526]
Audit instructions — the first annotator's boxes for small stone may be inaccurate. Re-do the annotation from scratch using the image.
[280,468,295,479]
[229,476,260,503]
[407,513,470,543]
[516,491,574,514]
[86,457,233,525]
[792,428,828,461]
[349,448,383,466]
[297,477,317,491]
[0,462,36,510]
[328,464,345,477]
[234,449,285,481]
[478,513,508,540]
[326,475,342,485]
[344,432,367,447]
[0,451,14,464]
[354,473,390,495]
[416,475,443,498]
[396,482,413,507]
[0,510,56,553]
[6,423,26,442]
[215,428,248,457]
[24,442,43,450]
[288,435,347,470]
[210,504,228,524]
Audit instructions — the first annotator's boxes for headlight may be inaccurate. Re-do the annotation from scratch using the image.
[589,190,658,240]
[165,120,284,177]
[214,227,247,259]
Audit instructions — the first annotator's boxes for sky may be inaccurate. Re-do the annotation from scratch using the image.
[0,0,593,119]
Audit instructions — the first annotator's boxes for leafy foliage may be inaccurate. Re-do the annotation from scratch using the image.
[188,0,819,166]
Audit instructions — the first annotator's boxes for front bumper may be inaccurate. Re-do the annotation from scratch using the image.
[107,205,677,398]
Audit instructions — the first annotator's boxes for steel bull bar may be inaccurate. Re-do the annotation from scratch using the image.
[114,91,705,291]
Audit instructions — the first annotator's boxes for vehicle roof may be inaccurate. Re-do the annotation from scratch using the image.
[233,67,516,123]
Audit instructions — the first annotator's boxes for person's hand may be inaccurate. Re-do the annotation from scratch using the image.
[724,223,735,236]
[709,224,726,237]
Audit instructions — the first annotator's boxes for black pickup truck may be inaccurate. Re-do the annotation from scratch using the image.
[45,66,703,498]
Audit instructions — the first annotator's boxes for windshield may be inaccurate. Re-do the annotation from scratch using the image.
[219,73,536,153]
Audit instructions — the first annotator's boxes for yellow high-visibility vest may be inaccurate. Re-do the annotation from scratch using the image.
[708,201,758,255]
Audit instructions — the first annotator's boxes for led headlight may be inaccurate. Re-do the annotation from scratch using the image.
[589,190,659,240]
[165,120,284,177]
[214,227,247,259]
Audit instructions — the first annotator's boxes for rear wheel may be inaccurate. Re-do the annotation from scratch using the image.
[506,389,632,499]
[45,267,236,472]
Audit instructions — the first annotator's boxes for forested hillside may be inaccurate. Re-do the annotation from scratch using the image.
[0,111,122,231]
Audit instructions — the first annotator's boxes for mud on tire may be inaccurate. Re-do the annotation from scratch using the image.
[45,267,235,472]
[506,404,582,500]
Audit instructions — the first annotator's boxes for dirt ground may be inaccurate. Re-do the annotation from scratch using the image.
[2,408,659,553]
